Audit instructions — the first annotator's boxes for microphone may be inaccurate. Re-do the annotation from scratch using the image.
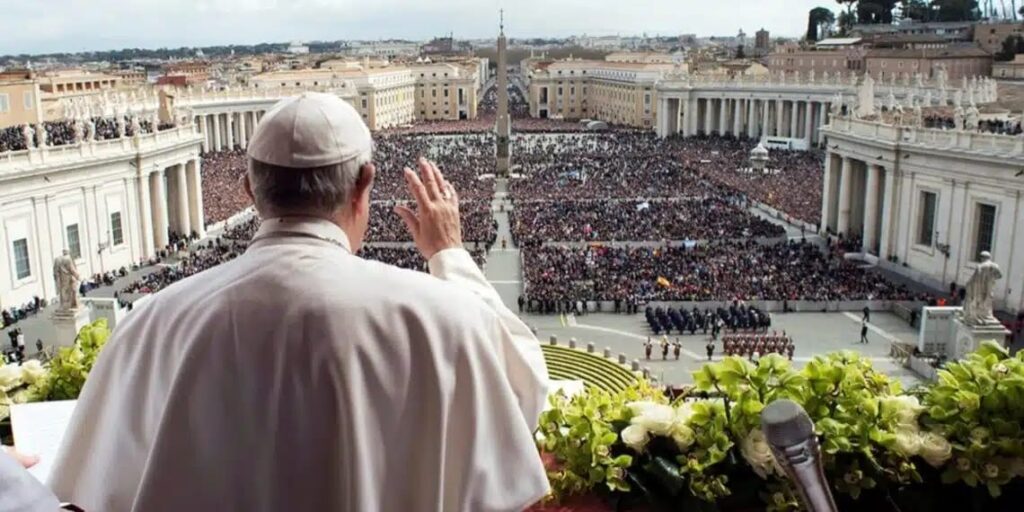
[760,399,837,512]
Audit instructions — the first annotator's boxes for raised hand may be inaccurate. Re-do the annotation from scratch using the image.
[394,157,463,260]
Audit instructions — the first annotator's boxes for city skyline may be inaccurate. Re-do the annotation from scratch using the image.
[1,0,828,56]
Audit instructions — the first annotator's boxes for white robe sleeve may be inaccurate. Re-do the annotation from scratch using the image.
[428,248,549,430]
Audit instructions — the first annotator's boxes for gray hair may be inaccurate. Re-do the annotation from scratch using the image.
[248,153,371,216]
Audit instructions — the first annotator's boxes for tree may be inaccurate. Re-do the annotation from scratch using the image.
[900,0,934,20]
[736,44,746,59]
[858,0,899,23]
[836,0,859,33]
[932,0,981,21]
[807,7,837,41]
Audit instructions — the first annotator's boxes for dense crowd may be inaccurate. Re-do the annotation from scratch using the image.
[923,113,1023,135]
[510,197,783,244]
[369,201,496,244]
[117,215,488,303]
[673,136,824,226]
[201,148,251,224]
[0,115,163,152]
[521,239,924,304]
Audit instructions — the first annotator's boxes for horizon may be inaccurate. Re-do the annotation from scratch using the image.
[0,0,828,57]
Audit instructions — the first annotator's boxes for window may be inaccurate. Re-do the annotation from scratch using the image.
[12,239,30,279]
[361,99,368,109]
[66,224,81,259]
[974,204,997,259]
[443,89,449,97]
[0,93,8,113]
[110,212,124,246]
[23,91,33,110]
[917,191,937,246]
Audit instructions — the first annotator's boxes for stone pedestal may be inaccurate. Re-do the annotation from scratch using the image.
[51,308,90,348]
[952,318,1010,359]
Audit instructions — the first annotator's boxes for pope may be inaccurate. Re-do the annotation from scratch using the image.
[47,92,550,512]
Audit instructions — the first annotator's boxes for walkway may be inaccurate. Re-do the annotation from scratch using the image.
[484,178,523,311]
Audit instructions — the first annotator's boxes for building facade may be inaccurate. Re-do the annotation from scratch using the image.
[526,59,672,128]
[0,71,43,129]
[821,116,1024,313]
[0,125,204,307]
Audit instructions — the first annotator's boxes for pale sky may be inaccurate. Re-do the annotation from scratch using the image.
[0,0,836,56]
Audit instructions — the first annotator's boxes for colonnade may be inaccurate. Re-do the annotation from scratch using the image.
[196,110,265,153]
[820,152,893,256]
[657,95,831,147]
[136,158,205,258]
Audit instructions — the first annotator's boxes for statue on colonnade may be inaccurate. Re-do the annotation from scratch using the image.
[961,252,1002,326]
[53,250,81,312]
[21,124,34,149]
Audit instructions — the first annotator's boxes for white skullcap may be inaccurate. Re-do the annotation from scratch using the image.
[247,92,372,169]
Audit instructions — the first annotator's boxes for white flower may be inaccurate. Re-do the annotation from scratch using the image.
[627,402,676,436]
[621,424,650,452]
[893,429,923,458]
[740,429,780,479]
[19,360,46,385]
[881,395,924,427]
[0,364,23,391]
[671,424,696,451]
[983,463,1000,479]
[919,432,953,468]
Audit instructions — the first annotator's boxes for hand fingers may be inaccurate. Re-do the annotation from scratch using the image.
[2,447,39,469]
[418,157,442,201]
[403,168,429,207]
[394,204,420,237]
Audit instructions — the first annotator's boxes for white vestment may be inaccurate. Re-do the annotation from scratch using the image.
[48,217,550,512]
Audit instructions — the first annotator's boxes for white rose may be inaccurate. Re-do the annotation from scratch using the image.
[882,395,924,427]
[919,432,953,468]
[0,364,22,390]
[621,424,650,452]
[893,429,923,458]
[19,360,46,384]
[629,402,676,436]
[671,424,696,450]
[740,429,779,479]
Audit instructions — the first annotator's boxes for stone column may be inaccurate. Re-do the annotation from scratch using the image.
[656,97,670,138]
[879,168,896,257]
[821,153,834,234]
[746,98,757,139]
[703,98,713,135]
[836,157,854,235]
[137,174,154,257]
[863,164,882,253]
[226,113,235,149]
[733,99,742,136]
[150,169,169,249]
[175,163,191,237]
[789,101,799,138]
[199,114,209,153]
[187,159,206,238]
[239,111,248,149]
[212,114,222,152]
[803,101,815,147]
[775,99,784,137]
[718,98,728,135]
[761,100,769,136]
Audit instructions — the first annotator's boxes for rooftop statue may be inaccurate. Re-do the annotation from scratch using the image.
[21,124,34,149]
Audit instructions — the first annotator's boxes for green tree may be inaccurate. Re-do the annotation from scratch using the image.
[900,0,935,20]
[807,7,837,41]
[836,0,859,33]
[932,0,981,20]
[858,0,899,23]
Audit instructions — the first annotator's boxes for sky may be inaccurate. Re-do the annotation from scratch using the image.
[0,0,835,56]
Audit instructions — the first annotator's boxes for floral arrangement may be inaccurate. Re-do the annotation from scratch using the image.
[537,341,1024,511]
[0,319,110,427]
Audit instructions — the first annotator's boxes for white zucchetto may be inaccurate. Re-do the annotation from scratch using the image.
[247,92,372,169]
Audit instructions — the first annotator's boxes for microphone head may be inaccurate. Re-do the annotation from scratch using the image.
[761,399,815,448]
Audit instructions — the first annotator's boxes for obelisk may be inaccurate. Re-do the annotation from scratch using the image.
[495,10,511,176]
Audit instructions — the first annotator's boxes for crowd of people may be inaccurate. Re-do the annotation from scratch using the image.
[923,113,1023,135]
[0,115,165,153]
[510,197,783,244]
[521,239,926,304]
[1,297,46,330]
[645,302,771,336]
[369,201,496,244]
[201,148,251,225]
[720,332,795,360]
